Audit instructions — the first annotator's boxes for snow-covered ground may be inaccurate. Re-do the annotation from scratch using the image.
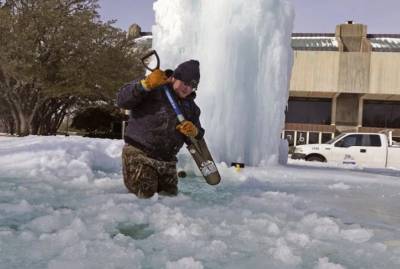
[0,136,399,269]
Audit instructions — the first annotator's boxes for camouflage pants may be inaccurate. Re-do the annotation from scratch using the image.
[122,144,178,198]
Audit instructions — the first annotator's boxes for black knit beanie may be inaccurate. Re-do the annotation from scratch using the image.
[173,60,200,89]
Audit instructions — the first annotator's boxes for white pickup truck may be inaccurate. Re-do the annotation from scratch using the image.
[291,132,400,169]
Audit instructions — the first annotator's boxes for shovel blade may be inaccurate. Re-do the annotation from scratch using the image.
[187,138,221,185]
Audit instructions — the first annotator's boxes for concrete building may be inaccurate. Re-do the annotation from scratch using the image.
[285,21,400,146]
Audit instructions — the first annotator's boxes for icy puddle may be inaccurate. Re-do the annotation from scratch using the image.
[1,136,400,268]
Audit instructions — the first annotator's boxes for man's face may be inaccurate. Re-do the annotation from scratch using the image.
[172,79,194,99]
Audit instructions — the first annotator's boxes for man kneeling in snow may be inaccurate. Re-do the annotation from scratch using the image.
[117,60,204,198]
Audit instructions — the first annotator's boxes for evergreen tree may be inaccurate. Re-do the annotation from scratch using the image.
[0,0,146,136]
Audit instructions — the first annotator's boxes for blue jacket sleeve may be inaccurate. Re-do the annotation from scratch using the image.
[116,80,149,109]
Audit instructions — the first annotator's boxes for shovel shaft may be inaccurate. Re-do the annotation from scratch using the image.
[163,86,185,123]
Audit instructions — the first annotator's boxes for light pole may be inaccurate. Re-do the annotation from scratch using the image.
[65,110,70,137]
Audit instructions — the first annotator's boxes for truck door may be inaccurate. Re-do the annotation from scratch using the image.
[332,134,363,165]
[357,134,386,168]
[333,134,386,167]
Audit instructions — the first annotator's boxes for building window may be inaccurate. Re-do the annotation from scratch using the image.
[286,97,331,124]
[308,132,319,144]
[296,132,307,145]
[321,133,333,143]
[284,131,295,146]
[363,101,400,128]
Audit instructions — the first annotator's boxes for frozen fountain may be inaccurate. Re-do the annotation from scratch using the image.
[152,0,294,166]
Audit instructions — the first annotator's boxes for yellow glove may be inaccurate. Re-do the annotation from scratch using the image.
[176,120,198,138]
[140,69,168,91]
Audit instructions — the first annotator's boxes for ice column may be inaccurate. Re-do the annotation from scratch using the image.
[153,0,294,166]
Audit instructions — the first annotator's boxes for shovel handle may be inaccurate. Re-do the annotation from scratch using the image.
[141,50,160,71]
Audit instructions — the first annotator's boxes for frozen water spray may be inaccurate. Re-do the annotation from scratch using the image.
[152,0,294,166]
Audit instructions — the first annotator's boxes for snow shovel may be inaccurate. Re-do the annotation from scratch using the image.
[141,50,221,185]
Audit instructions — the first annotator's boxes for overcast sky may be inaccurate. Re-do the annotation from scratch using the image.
[98,0,400,34]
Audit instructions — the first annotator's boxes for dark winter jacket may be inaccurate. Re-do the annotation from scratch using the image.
[117,80,205,161]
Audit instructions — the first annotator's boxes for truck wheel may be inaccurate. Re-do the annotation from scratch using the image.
[306,155,325,162]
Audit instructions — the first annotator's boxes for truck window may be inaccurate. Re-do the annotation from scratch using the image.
[326,133,346,144]
[360,135,382,147]
[335,134,361,147]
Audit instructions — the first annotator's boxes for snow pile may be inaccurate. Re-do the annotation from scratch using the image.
[370,37,400,49]
[315,257,346,269]
[1,136,400,269]
[328,183,351,190]
[152,0,294,165]
[292,36,339,49]
[0,136,122,184]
